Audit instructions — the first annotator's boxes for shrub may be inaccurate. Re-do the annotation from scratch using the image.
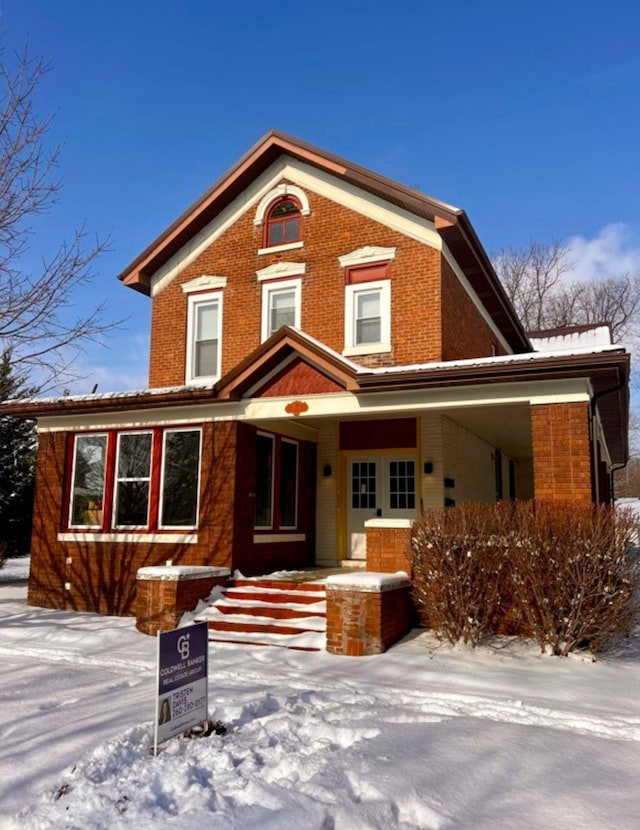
[410,501,640,655]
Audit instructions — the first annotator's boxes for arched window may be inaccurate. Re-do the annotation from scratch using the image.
[265,198,302,247]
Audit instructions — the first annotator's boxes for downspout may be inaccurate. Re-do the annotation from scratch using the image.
[590,376,628,503]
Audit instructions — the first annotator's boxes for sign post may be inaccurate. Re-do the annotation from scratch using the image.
[154,621,209,754]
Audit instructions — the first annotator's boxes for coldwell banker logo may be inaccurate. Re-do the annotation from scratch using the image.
[177,633,191,660]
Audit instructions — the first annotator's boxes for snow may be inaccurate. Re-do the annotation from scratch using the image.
[2,565,640,828]
[137,565,230,581]
[326,571,409,592]
[529,324,613,351]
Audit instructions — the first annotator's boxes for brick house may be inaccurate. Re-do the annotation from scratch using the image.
[3,131,630,616]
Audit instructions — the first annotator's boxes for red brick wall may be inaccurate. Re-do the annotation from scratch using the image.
[440,256,505,360]
[366,525,412,573]
[148,184,444,387]
[530,402,593,502]
[134,572,229,635]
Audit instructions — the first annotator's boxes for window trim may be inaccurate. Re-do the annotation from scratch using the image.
[343,279,391,356]
[264,196,303,249]
[260,277,302,341]
[185,290,223,384]
[254,432,275,530]
[253,431,300,533]
[279,438,299,529]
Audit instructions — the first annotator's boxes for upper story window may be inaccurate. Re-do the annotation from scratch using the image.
[266,198,302,247]
[185,289,223,384]
[339,247,396,357]
[256,262,305,342]
[254,184,311,255]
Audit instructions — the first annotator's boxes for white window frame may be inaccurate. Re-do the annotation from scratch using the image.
[260,278,301,341]
[112,430,154,530]
[185,291,223,384]
[68,433,108,529]
[343,279,391,357]
[158,427,203,531]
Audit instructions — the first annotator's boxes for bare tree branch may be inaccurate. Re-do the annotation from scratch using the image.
[0,49,123,388]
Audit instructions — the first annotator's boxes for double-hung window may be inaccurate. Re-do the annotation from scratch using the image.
[344,277,391,356]
[186,292,222,383]
[67,427,202,533]
[260,278,301,341]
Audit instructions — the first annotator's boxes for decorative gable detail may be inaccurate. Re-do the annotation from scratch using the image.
[181,275,228,294]
[252,357,346,398]
[254,183,311,226]
[338,246,397,268]
[256,262,306,282]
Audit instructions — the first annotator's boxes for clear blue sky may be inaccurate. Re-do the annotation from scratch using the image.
[3,1,640,392]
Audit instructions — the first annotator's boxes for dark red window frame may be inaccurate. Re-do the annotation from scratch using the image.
[264,197,303,248]
[64,426,201,533]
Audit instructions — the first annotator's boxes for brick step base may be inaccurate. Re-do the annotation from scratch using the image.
[195,576,327,651]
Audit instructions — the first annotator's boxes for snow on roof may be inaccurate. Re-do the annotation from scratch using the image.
[529,324,613,352]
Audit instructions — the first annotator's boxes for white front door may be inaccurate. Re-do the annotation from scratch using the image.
[346,455,417,559]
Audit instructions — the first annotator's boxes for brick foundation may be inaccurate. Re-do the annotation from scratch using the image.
[135,566,230,635]
[326,572,411,656]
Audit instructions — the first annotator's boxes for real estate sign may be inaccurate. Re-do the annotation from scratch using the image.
[154,621,208,753]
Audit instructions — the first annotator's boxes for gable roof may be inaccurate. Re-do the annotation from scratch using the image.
[117,130,530,354]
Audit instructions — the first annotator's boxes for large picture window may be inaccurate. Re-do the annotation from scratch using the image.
[67,428,202,532]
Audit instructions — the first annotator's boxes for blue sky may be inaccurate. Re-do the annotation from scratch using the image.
[3,1,640,392]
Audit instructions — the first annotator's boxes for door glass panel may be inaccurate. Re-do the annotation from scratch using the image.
[351,461,376,509]
[389,460,415,510]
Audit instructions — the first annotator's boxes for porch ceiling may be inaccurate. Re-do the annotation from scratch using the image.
[447,404,532,460]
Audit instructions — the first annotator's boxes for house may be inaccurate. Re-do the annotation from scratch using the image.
[2,131,630,616]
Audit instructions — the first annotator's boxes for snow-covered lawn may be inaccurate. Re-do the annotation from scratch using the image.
[2,559,640,829]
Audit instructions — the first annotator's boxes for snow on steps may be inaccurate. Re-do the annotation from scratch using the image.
[195,578,327,651]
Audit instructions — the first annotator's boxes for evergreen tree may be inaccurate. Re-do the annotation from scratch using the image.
[0,350,38,560]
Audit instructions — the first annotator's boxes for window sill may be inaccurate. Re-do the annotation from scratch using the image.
[342,343,392,357]
[58,532,199,544]
[257,240,304,256]
[252,533,306,544]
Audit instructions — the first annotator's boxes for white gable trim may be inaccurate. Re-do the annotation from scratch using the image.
[254,183,311,225]
[338,246,397,268]
[181,275,228,293]
[256,261,306,281]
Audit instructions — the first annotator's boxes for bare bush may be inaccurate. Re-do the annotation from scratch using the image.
[410,502,640,655]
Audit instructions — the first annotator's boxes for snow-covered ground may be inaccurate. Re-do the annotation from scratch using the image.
[2,558,640,829]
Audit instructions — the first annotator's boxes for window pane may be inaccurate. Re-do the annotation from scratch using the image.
[254,434,273,527]
[351,461,376,510]
[268,223,284,246]
[284,218,300,242]
[196,303,218,340]
[280,441,298,527]
[117,433,152,478]
[116,481,150,526]
[70,435,107,526]
[355,291,382,344]
[161,430,201,527]
[271,199,298,218]
[389,460,415,511]
[195,339,218,377]
[270,290,296,333]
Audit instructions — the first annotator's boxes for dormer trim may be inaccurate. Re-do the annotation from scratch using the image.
[181,275,228,294]
[338,246,397,268]
[256,262,306,282]
[254,183,311,226]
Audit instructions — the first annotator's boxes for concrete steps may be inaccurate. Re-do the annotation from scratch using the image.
[195,577,327,651]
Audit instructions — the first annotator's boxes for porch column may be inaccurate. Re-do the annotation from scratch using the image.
[530,401,593,502]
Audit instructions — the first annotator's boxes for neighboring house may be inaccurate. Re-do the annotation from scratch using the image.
[2,131,630,615]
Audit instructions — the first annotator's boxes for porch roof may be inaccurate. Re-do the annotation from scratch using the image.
[1,329,628,465]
